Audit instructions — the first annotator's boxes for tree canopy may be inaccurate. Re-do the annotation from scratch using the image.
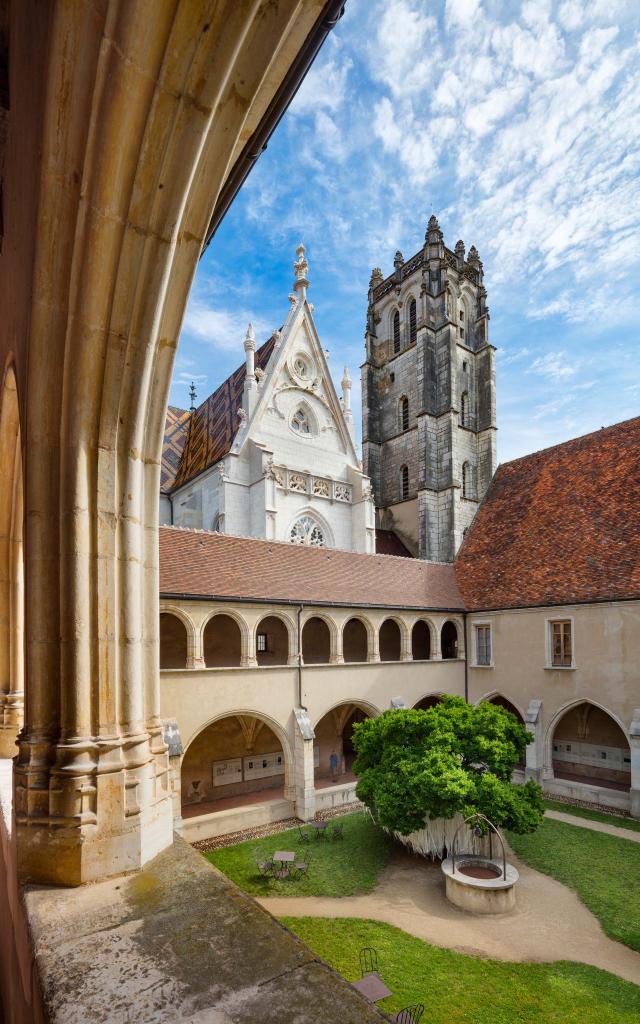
[352,696,544,837]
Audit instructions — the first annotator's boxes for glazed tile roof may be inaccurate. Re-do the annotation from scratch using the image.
[375,529,414,558]
[171,336,277,491]
[456,417,640,611]
[159,527,463,610]
[161,406,191,492]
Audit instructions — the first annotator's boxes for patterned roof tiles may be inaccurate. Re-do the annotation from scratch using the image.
[161,406,191,492]
[159,527,463,610]
[171,336,276,490]
[456,416,640,611]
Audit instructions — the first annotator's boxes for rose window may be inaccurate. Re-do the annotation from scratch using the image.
[290,516,325,547]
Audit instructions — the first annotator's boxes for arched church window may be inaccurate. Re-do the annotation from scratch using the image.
[461,392,469,427]
[291,406,312,435]
[400,396,409,432]
[409,299,417,344]
[400,465,409,500]
[462,461,470,498]
[393,310,400,353]
[290,515,325,547]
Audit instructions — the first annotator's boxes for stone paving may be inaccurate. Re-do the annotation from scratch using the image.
[545,808,640,843]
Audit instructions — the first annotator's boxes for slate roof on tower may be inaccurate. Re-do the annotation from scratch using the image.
[456,416,640,611]
[159,527,463,609]
[171,335,277,490]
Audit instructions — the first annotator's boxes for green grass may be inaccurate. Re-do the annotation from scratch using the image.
[280,917,640,1023]
[508,818,640,952]
[204,812,393,897]
[545,799,640,833]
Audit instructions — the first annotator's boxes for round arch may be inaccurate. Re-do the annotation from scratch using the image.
[201,608,249,668]
[342,615,373,663]
[411,618,434,660]
[159,610,192,669]
[301,610,338,665]
[441,619,462,659]
[180,709,293,818]
[545,699,631,792]
[255,612,294,667]
[379,615,407,662]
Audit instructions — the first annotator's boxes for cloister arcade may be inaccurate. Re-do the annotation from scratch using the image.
[159,605,463,669]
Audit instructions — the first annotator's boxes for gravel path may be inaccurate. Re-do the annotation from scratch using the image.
[259,847,640,985]
[545,808,640,843]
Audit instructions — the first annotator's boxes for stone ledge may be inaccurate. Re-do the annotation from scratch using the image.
[25,833,387,1023]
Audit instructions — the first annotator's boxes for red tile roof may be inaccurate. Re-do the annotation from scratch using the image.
[375,529,414,558]
[161,406,191,492]
[159,527,463,610]
[456,417,640,611]
[171,336,276,490]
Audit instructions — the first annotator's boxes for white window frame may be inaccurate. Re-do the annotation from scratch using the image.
[472,620,493,668]
[545,615,576,670]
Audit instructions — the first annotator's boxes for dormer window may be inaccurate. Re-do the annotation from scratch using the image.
[291,407,312,434]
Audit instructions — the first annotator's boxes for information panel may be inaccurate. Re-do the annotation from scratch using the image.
[212,757,243,787]
[243,751,284,782]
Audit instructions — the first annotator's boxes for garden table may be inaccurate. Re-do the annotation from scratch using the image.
[352,973,391,1003]
[311,821,328,838]
[272,851,295,879]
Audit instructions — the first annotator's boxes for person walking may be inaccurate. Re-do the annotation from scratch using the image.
[329,749,339,782]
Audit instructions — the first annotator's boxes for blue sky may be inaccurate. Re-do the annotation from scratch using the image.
[171,0,640,464]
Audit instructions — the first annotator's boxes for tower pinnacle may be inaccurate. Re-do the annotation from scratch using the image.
[293,243,309,302]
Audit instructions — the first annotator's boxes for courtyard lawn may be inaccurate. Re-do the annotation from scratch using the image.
[204,812,393,897]
[280,917,640,1024]
[545,799,640,833]
[508,818,640,952]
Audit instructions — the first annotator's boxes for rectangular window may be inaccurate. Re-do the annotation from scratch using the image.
[257,633,268,653]
[551,620,572,666]
[476,625,491,666]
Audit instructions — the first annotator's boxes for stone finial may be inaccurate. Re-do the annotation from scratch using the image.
[293,242,309,299]
[455,239,465,255]
[425,213,443,246]
[467,244,480,265]
[393,250,404,269]
[243,322,256,352]
[341,366,352,412]
[369,267,383,290]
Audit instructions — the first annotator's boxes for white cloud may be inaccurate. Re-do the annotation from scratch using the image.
[183,301,273,354]
[528,351,577,381]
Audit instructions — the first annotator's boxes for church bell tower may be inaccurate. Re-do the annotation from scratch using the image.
[361,216,497,562]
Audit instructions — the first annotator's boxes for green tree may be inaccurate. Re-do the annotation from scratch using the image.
[352,697,544,839]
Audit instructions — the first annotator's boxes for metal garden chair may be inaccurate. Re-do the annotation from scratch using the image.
[394,1004,424,1023]
[253,849,275,878]
[292,849,311,878]
[330,822,344,839]
[359,947,379,977]
[297,824,312,843]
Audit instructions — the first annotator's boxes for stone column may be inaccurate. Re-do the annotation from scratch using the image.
[9,0,325,886]
[293,709,316,821]
[630,709,640,819]
[524,699,544,783]
[242,628,258,669]
[367,628,380,663]
[331,623,344,665]
[400,623,412,662]
[432,622,442,660]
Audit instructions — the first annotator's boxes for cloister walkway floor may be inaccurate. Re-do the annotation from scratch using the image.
[258,843,640,986]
